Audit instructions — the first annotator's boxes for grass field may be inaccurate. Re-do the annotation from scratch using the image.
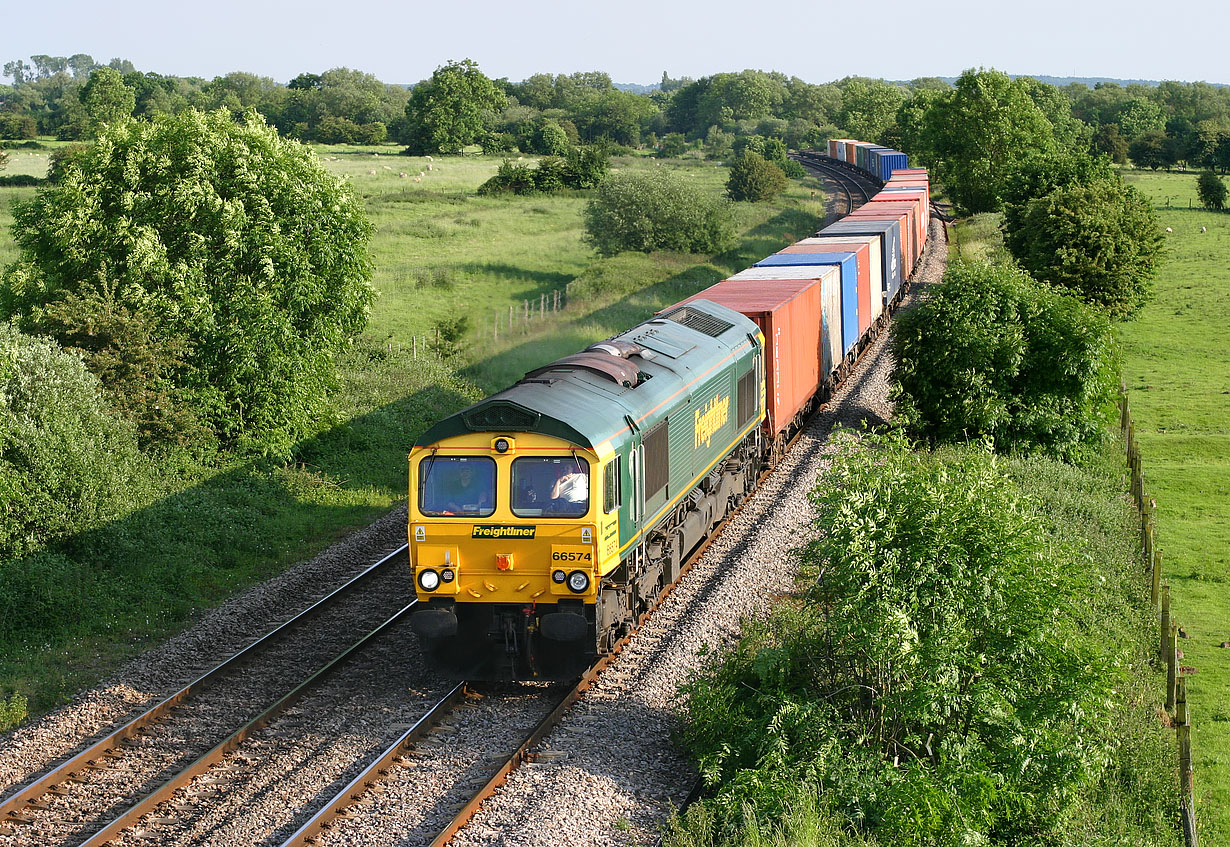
[1120,169,1230,843]
[0,143,828,719]
[950,172,1230,843]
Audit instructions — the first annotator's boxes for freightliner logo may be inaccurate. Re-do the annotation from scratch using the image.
[472,525,537,539]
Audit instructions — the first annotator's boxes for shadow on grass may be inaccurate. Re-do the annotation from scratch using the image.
[459,262,575,292]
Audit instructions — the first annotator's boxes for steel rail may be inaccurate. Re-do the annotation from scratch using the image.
[77,599,421,846]
[278,681,470,847]
[0,544,408,828]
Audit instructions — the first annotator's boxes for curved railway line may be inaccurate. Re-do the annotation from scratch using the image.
[793,151,879,213]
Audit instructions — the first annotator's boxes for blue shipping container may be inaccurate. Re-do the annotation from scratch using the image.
[818,220,904,303]
[754,252,860,355]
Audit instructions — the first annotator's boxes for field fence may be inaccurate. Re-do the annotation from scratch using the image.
[488,283,577,343]
[389,283,577,359]
[1119,382,1197,847]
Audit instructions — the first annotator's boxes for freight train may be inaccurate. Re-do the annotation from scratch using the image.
[407,141,930,678]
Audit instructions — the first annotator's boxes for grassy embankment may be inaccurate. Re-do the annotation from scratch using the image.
[0,143,828,720]
[950,180,1229,843]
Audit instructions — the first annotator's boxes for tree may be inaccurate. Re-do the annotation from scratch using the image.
[4,109,375,455]
[402,59,506,154]
[1197,171,1227,211]
[583,170,733,257]
[914,69,1061,214]
[1009,181,1164,319]
[836,77,905,142]
[1000,151,1116,253]
[0,324,150,561]
[78,67,135,136]
[892,261,1114,458]
[1128,129,1167,170]
[726,151,788,201]
[1092,123,1129,164]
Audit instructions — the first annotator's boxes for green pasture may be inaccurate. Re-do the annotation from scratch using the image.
[0,145,828,719]
[1121,169,1230,842]
[949,178,1229,842]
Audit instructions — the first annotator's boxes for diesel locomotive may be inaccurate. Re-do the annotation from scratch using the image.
[409,301,766,678]
[408,141,929,679]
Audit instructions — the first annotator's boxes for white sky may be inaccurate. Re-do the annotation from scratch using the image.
[3,0,1226,86]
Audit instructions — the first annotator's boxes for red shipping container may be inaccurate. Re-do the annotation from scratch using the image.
[778,240,873,334]
[671,268,841,437]
[848,206,919,270]
[873,188,930,231]
[860,200,924,258]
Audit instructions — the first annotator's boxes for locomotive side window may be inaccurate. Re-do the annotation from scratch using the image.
[419,456,496,517]
[511,457,590,518]
[604,456,621,513]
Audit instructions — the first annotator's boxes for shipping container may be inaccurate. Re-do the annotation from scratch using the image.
[778,239,875,332]
[671,272,838,436]
[874,187,930,230]
[753,252,859,355]
[848,206,919,270]
[818,219,904,301]
[789,235,884,320]
[860,199,925,258]
[868,148,910,182]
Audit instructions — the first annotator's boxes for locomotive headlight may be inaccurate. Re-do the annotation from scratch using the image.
[418,569,441,591]
[441,568,455,583]
[567,570,590,593]
[552,569,567,584]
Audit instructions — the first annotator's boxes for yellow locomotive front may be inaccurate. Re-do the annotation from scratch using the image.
[408,430,619,677]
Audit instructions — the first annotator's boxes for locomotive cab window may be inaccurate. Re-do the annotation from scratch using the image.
[511,457,590,518]
[418,456,496,517]
[604,456,621,514]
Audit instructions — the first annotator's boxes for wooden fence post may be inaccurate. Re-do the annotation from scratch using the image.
[1160,584,1171,665]
[1166,616,1178,711]
[412,336,417,359]
[524,300,529,323]
[1177,675,1197,846]
[1152,550,1162,608]
[540,292,546,317]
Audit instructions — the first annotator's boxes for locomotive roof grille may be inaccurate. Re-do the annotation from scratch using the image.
[658,306,735,338]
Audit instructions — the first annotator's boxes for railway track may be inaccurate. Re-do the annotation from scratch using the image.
[0,547,414,846]
[793,151,878,213]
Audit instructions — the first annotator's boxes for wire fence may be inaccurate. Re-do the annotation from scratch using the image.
[1119,382,1197,847]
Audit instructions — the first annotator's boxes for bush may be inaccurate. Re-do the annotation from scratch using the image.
[0,114,38,141]
[727,152,788,202]
[477,159,536,196]
[679,434,1174,847]
[3,109,375,457]
[1197,170,1227,211]
[891,261,1115,459]
[562,144,609,188]
[533,121,569,156]
[0,324,151,561]
[1000,151,1117,246]
[1009,180,1165,319]
[532,156,567,193]
[583,169,734,257]
[658,132,688,158]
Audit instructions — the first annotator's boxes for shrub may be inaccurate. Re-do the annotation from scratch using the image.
[3,109,375,457]
[532,156,567,193]
[0,324,151,561]
[891,261,1115,459]
[477,159,536,195]
[727,152,788,202]
[480,131,518,154]
[0,114,38,140]
[533,121,569,156]
[679,435,1172,847]
[562,144,609,188]
[658,132,688,158]
[1000,151,1117,245]
[1009,180,1165,319]
[583,169,734,257]
[1197,170,1227,211]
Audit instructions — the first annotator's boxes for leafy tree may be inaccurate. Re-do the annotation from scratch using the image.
[1197,171,1227,210]
[1000,151,1116,253]
[913,69,1060,214]
[657,132,688,157]
[1128,129,1168,170]
[727,151,787,202]
[836,77,905,142]
[3,109,375,455]
[1010,181,1164,319]
[78,67,136,137]
[583,169,733,257]
[892,261,1115,458]
[1092,123,1129,164]
[0,324,151,560]
[402,59,506,154]
[534,120,569,156]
